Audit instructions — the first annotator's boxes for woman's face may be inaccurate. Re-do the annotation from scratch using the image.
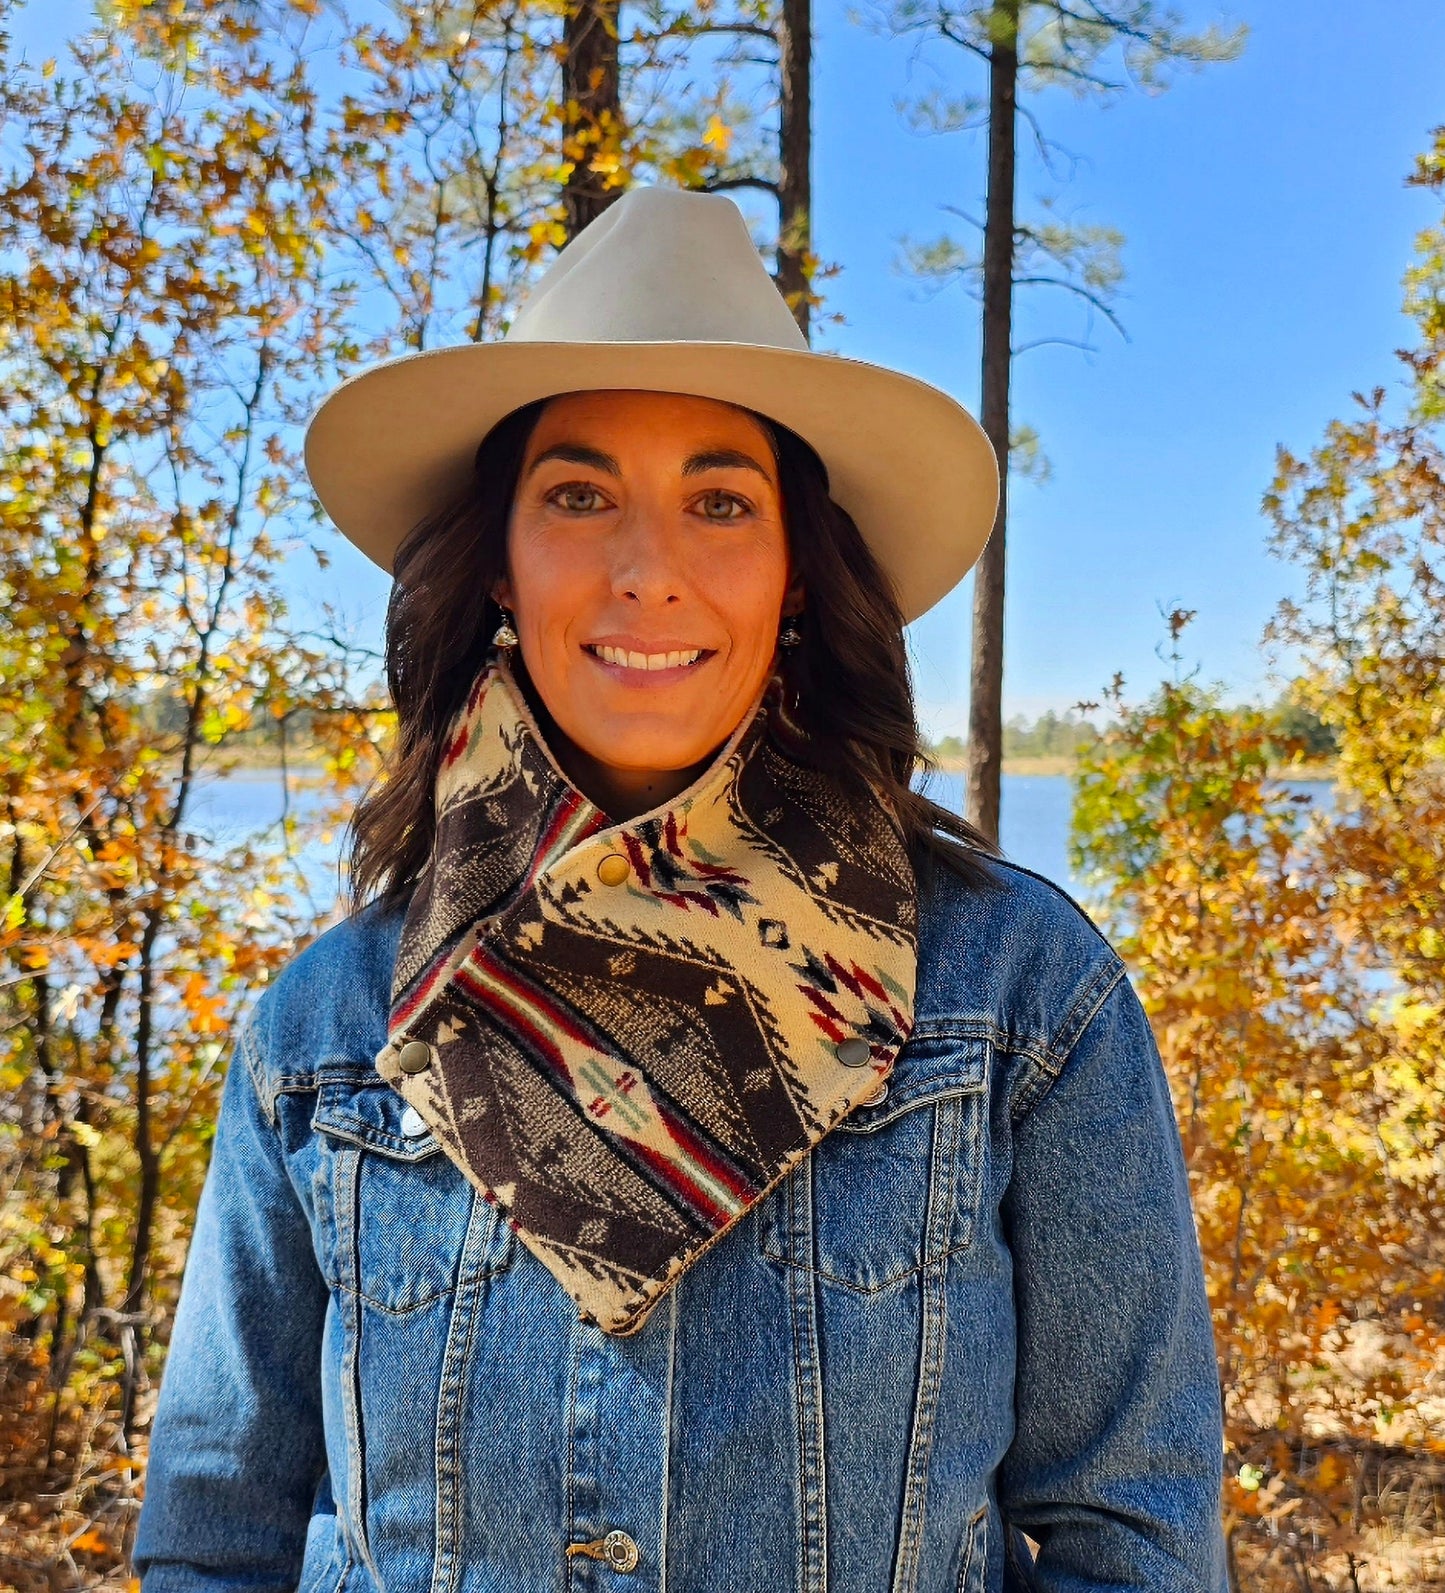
[497,388,799,817]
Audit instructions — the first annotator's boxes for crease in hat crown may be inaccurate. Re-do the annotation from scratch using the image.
[506,186,811,352]
[302,181,1000,623]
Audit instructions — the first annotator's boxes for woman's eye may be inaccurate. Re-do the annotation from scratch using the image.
[697,490,749,521]
[548,483,606,513]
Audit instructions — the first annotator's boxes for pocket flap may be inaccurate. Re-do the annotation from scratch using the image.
[838,1033,989,1133]
[311,1075,441,1161]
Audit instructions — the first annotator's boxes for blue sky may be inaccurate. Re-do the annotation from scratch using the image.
[807,0,1445,734]
[14,1,1445,738]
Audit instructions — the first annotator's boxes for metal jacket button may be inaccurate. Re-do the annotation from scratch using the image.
[565,1530,639,1572]
[603,1531,639,1572]
[399,1105,427,1136]
[835,1037,872,1067]
[397,1039,433,1074]
[596,852,631,887]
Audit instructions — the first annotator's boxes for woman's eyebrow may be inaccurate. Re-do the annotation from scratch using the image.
[524,442,773,482]
[525,443,620,479]
[680,447,772,481]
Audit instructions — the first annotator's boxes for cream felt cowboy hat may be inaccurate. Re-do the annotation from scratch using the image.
[303,184,999,623]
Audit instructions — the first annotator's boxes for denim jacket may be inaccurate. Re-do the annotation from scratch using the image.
[132,854,1228,1593]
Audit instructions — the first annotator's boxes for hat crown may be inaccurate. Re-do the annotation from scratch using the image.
[507,186,810,353]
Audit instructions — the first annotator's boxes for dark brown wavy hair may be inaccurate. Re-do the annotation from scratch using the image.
[347,394,1006,911]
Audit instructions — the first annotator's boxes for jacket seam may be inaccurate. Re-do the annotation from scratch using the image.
[237,1017,279,1128]
[1046,954,1128,1064]
[889,1093,957,1593]
[908,969,1122,1068]
[905,1020,1058,1068]
[1008,958,1128,1123]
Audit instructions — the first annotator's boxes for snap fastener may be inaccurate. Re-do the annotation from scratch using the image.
[399,1104,427,1136]
[859,1080,889,1107]
[835,1036,872,1067]
[596,852,631,887]
[397,1039,434,1075]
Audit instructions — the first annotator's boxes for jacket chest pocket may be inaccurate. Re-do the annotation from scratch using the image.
[312,1076,514,1314]
[756,1035,990,1293]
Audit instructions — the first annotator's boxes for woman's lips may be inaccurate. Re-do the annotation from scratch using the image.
[583,642,715,682]
[590,643,704,671]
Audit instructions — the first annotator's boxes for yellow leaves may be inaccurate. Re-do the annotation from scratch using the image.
[200,700,251,744]
[529,217,567,251]
[239,885,276,932]
[1078,619,1444,1477]
[701,113,732,155]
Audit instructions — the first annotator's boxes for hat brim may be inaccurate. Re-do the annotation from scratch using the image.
[302,340,999,624]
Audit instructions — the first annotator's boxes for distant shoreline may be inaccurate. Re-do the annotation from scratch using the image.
[180,751,1342,785]
[927,754,1339,783]
[181,752,334,777]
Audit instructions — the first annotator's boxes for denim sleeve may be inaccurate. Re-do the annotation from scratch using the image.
[132,1012,329,1591]
[998,966,1227,1592]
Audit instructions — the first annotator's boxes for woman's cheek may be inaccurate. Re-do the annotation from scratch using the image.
[700,541,788,637]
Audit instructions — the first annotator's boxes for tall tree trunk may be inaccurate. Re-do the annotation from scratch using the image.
[965,0,1018,847]
[775,0,811,341]
[562,0,622,238]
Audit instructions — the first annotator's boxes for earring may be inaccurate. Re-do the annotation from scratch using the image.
[492,607,519,650]
[779,615,803,648]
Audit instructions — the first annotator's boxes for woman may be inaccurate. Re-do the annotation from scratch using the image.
[133,187,1226,1592]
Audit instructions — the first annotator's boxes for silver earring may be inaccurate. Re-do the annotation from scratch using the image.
[492,607,519,650]
[779,616,802,648]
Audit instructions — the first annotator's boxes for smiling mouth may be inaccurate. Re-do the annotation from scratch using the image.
[585,644,710,672]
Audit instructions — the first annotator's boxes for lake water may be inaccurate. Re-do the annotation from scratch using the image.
[187,766,1335,917]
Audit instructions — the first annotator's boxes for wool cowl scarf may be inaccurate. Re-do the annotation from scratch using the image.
[377,656,918,1336]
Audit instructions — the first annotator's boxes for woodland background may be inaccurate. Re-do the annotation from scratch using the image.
[0,2,1441,1589]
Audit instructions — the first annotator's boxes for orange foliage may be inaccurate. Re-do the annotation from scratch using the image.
[0,0,770,1585]
[1072,130,1445,1591]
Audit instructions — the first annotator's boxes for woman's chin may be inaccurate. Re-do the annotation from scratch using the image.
[548,696,727,780]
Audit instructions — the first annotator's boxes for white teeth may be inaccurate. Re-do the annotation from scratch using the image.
[593,645,702,670]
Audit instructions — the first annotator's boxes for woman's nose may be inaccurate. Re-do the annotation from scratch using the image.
[608,512,684,605]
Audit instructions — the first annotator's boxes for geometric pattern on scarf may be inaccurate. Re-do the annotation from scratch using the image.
[377,657,918,1337]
